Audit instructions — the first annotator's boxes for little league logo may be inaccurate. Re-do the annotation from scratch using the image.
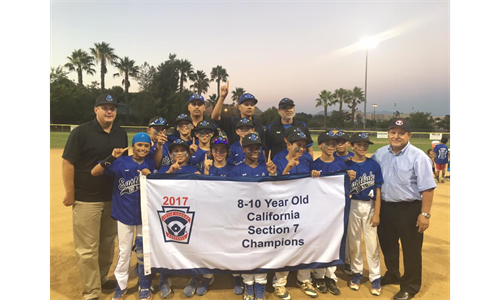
[157,206,195,244]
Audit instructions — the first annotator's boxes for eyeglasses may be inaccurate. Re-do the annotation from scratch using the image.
[99,106,116,112]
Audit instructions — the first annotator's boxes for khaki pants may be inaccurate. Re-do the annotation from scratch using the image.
[73,201,117,300]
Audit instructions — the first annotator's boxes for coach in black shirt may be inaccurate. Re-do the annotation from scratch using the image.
[62,93,128,300]
[265,98,314,160]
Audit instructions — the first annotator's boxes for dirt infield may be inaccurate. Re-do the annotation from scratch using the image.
[50,149,450,300]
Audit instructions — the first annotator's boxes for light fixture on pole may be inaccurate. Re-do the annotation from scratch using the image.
[372,104,377,121]
[358,37,378,130]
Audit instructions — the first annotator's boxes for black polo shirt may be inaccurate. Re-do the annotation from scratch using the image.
[62,119,128,202]
[215,115,266,145]
[265,119,313,160]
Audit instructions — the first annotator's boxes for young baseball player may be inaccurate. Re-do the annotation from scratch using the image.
[427,149,438,182]
[228,118,266,166]
[433,137,449,183]
[271,126,314,164]
[146,116,175,169]
[175,113,195,145]
[158,139,200,174]
[189,120,216,171]
[309,130,348,296]
[90,132,158,300]
[229,132,277,300]
[272,130,320,299]
[345,132,384,296]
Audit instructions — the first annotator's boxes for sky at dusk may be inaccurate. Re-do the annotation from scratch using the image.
[50,0,450,116]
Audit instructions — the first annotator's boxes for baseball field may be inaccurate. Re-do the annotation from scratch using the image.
[50,146,450,300]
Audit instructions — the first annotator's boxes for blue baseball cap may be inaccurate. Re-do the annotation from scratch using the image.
[148,116,169,128]
[132,132,152,145]
[188,94,205,104]
[238,93,258,105]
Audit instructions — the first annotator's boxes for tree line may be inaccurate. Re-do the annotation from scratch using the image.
[51,41,449,131]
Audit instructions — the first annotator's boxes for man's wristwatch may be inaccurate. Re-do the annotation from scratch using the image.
[420,212,431,219]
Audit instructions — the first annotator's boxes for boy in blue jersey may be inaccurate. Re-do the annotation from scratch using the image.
[272,126,314,164]
[310,130,349,296]
[175,113,195,145]
[146,116,175,169]
[334,131,354,161]
[90,132,158,300]
[346,133,384,296]
[228,118,266,166]
[433,137,449,183]
[159,140,200,174]
[189,120,216,170]
[204,136,233,176]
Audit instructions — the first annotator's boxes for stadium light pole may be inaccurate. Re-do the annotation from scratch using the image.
[358,37,378,130]
[372,103,377,121]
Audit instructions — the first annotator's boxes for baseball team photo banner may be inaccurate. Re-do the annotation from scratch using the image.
[140,172,350,275]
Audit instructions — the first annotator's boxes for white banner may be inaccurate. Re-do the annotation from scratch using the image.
[377,132,388,139]
[141,173,349,275]
[430,133,442,140]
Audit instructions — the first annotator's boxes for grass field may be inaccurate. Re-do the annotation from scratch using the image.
[51,131,447,154]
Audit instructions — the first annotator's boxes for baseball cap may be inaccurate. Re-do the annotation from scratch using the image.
[95,93,118,107]
[318,130,337,145]
[335,130,350,141]
[188,94,205,104]
[278,98,295,109]
[193,120,215,133]
[174,113,193,125]
[241,133,262,147]
[350,132,374,145]
[235,118,255,129]
[287,131,311,144]
[211,136,230,148]
[132,132,152,145]
[388,119,411,132]
[148,116,169,128]
[168,139,190,153]
[238,93,258,105]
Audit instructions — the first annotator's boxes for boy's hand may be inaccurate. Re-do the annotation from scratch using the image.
[287,156,300,169]
[157,131,167,146]
[138,169,151,176]
[204,153,213,174]
[190,138,198,154]
[168,157,181,173]
[266,159,277,175]
[220,80,229,99]
[311,170,321,178]
[347,170,356,182]
[112,146,131,158]
[370,214,380,227]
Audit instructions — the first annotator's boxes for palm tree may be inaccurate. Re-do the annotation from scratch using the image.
[315,90,335,130]
[332,88,349,114]
[190,70,210,95]
[90,42,118,92]
[113,56,140,123]
[210,65,229,99]
[64,49,95,85]
[207,93,218,108]
[177,59,195,92]
[347,86,365,126]
[231,87,246,105]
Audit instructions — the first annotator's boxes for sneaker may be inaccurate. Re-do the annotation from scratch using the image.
[103,279,118,290]
[196,276,215,296]
[371,278,382,296]
[112,285,127,300]
[297,280,318,298]
[349,273,362,291]
[233,275,244,295]
[325,277,340,295]
[244,284,254,300]
[343,264,353,275]
[139,288,152,300]
[274,286,291,300]
[183,277,200,298]
[255,283,266,300]
[311,277,327,294]
[159,277,172,298]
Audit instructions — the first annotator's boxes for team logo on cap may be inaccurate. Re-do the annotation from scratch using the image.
[200,120,209,126]
[361,133,368,138]
[299,132,306,138]
[179,114,187,119]
[157,206,195,244]
[395,119,404,125]
[106,95,113,101]
[337,131,345,135]
[250,134,258,141]
[326,131,335,136]
[213,136,228,145]
[241,118,250,124]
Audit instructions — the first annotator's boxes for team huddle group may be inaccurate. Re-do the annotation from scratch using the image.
[62,83,438,300]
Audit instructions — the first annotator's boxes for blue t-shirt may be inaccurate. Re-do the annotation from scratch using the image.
[229,162,269,177]
[190,147,210,170]
[273,149,313,165]
[149,142,174,167]
[103,155,156,225]
[345,158,384,201]
[310,157,347,174]
[333,151,354,161]
[207,164,233,177]
[158,164,200,174]
[433,144,449,165]
[273,155,311,175]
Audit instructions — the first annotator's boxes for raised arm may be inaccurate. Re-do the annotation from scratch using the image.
[211,80,229,121]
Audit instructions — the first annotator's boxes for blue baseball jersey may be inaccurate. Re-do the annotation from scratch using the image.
[103,155,156,225]
[229,162,269,177]
[433,144,449,164]
[345,158,384,201]
[207,164,233,177]
[273,155,311,175]
[190,147,209,170]
[273,149,313,165]
[333,151,354,161]
[149,142,174,167]
[310,157,347,174]
[158,163,200,174]
[228,141,265,166]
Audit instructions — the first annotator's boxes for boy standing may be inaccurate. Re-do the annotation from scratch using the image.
[346,133,383,296]
[90,132,158,300]
[228,118,265,166]
[433,137,449,183]
[190,120,216,170]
